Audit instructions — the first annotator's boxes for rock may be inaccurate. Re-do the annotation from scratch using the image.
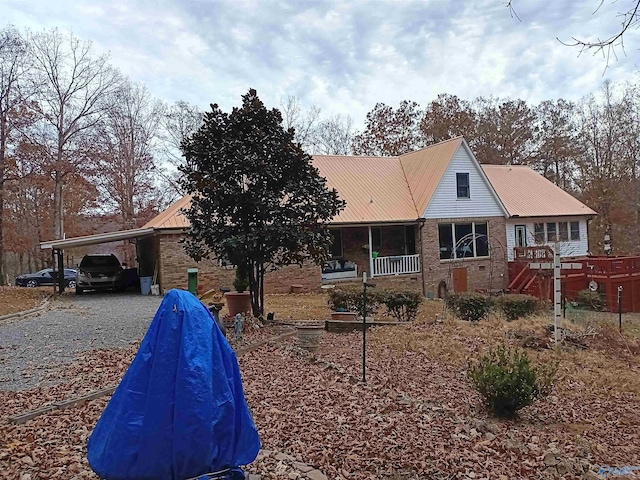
[292,461,313,473]
[19,474,32,480]
[248,475,262,480]
[543,452,559,467]
[20,456,34,467]
[260,449,273,458]
[530,435,539,443]
[557,463,569,475]
[288,472,299,479]
[484,432,496,441]
[307,470,328,480]
[275,452,294,462]
[469,428,480,438]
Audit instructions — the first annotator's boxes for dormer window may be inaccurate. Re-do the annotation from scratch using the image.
[456,173,470,199]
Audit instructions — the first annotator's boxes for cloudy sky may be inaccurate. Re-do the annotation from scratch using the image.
[4,0,640,126]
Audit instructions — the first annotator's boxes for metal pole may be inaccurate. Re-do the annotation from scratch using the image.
[618,286,623,334]
[362,272,367,384]
[553,244,561,346]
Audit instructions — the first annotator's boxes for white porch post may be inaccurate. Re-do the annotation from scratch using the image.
[368,225,374,277]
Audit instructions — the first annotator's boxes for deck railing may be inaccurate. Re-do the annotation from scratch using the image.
[373,254,421,277]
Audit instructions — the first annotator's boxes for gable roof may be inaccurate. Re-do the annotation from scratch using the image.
[143,195,191,229]
[399,137,464,216]
[482,165,597,218]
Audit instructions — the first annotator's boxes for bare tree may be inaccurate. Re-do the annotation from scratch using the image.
[506,0,640,66]
[280,95,320,150]
[95,80,163,261]
[0,25,33,280]
[310,114,354,155]
[29,28,121,240]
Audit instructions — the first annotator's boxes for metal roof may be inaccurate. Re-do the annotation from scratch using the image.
[482,165,597,218]
[312,154,419,223]
[142,195,192,229]
[40,227,155,250]
[400,137,463,215]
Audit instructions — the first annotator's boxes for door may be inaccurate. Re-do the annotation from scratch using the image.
[515,225,527,248]
[453,267,468,293]
[404,225,416,255]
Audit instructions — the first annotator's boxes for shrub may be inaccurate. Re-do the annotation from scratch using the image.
[327,286,382,318]
[447,293,492,322]
[576,289,604,311]
[381,290,423,322]
[467,344,557,417]
[496,294,540,321]
[233,264,249,293]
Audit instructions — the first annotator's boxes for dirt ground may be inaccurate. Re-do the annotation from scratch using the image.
[0,287,49,317]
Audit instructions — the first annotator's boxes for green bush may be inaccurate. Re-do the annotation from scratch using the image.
[496,294,540,321]
[327,286,382,318]
[233,264,249,293]
[467,344,557,417]
[576,289,604,311]
[381,290,423,322]
[447,293,492,322]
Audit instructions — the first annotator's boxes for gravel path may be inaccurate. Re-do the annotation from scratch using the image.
[0,292,162,391]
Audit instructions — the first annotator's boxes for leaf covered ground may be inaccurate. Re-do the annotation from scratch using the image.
[1,295,639,479]
[0,287,49,318]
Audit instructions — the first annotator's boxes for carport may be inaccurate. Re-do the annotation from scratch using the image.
[40,227,157,295]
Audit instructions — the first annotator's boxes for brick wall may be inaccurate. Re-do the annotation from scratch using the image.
[158,233,322,294]
[420,217,508,296]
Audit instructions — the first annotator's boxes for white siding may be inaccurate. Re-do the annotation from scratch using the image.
[505,217,590,261]
[423,145,504,219]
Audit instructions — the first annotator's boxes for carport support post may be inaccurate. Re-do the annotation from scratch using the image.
[57,248,65,294]
[51,249,56,298]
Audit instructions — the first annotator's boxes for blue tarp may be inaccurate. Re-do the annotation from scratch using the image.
[87,289,260,480]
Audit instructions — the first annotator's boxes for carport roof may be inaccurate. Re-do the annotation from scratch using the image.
[40,227,156,250]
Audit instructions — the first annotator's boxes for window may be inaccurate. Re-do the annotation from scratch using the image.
[455,223,474,257]
[456,173,470,199]
[372,227,382,251]
[570,221,580,241]
[558,222,568,241]
[475,223,489,257]
[534,223,545,244]
[438,222,489,260]
[438,224,454,260]
[330,229,343,258]
[546,222,557,242]
[404,225,416,255]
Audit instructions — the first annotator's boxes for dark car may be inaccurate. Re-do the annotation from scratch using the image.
[76,254,125,294]
[15,269,78,288]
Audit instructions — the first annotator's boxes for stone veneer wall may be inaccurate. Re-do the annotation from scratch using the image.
[158,233,321,294]
[420,217,508,296]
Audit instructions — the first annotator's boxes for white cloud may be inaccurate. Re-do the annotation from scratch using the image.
[3,0,640,128]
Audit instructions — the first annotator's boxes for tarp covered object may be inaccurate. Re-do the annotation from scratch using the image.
[87,289,260,480]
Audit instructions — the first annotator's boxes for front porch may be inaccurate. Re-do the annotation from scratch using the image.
[322,224,421,281]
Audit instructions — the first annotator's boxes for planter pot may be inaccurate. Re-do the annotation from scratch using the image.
[225,292,251,316]
[296,324,324,352]
[331,311,357,321]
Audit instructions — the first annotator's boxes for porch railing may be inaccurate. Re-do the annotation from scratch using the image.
[373,254,421,277]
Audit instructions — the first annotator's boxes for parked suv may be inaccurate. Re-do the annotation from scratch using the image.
[76,254,125,294]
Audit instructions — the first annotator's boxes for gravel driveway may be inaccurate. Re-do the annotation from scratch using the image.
[0,292,162,391]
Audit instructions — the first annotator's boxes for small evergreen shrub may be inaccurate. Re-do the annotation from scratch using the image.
[327,286,382,318]
[467,344,557,417]
[233,264,249,292]
[381,290,423,322]
[496,294,540,321]
[576,289,604,311]
[447,293,492,322]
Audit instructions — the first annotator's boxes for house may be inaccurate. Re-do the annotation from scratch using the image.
[136,137,596,297]
[41,136,608,301]
[482,165,596,261]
